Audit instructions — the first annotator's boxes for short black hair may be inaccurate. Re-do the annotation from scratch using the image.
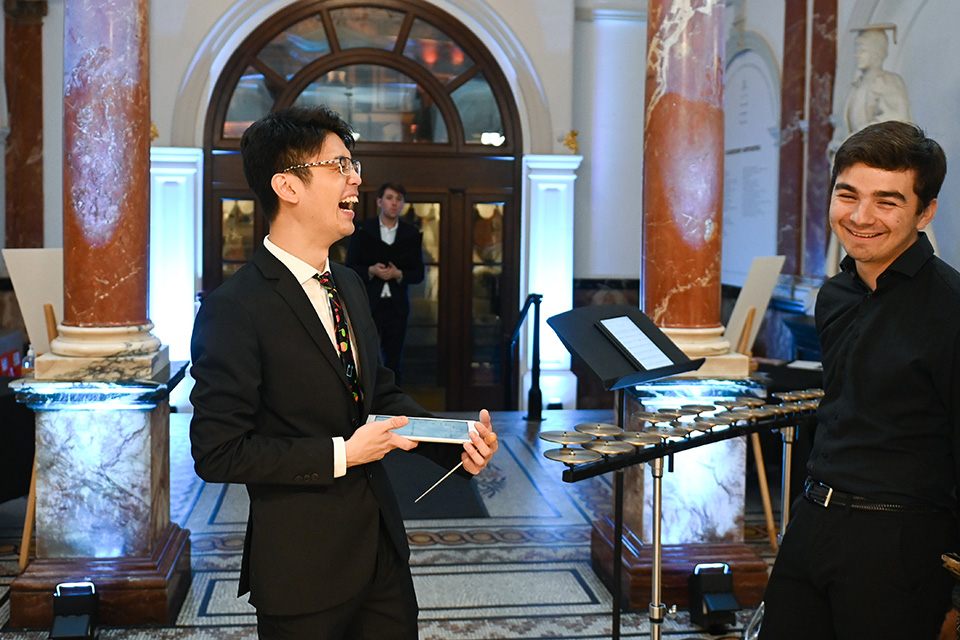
[832,121,946,213]
[240,106,355,222]
[377,182,407,200]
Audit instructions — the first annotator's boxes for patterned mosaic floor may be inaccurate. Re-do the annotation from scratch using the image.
[0,410,776,639]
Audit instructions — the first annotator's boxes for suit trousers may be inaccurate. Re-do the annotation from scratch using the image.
[371,303,409,385]
[256,518,419,640]
[759,496,958,640]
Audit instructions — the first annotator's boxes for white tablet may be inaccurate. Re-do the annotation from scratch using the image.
[368,415,476,444]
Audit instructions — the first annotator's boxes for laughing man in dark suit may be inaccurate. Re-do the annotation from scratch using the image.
[189,106,498,640]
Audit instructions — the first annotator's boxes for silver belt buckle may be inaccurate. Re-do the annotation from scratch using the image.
[808,480,834,507]
[821,485,834,507]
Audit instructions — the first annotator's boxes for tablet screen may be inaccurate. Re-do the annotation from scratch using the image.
[369,415,476,443]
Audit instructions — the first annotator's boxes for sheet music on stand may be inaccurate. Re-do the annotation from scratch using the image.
[596,316,674,371]
[547,305,703,390]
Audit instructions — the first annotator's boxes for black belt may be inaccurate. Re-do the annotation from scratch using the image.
[803,477,942,514]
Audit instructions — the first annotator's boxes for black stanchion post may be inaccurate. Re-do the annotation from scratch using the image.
[525,294,543,421]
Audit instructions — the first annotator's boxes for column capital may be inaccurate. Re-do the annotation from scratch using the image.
[4,0,47,23]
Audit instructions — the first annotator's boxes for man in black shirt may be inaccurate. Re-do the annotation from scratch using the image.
[760,121,960,639]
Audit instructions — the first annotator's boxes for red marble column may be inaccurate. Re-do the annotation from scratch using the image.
[61,0,149,328]
[51,0,160,361]
[777,0,837,279]
[803,0,837,278]
[776,1,807,276]
[4,1,47,249]
[642,0,729,357]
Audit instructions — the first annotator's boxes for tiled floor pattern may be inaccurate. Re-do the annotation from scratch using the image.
[0,411,773,639]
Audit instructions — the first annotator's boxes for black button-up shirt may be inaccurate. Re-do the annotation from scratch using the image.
[809,233,960,508]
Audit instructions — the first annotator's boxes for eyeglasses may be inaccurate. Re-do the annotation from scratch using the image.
[281,156,361,177]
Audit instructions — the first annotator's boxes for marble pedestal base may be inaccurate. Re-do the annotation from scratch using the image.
[674,351,751,378]
[34,345,170,382]
[8,523,191,628]
[590,515,767,611]
[8,364,191,629]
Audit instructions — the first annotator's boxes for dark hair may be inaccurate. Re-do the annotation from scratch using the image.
[831,120,946,213]
[376,182,407,200]
[240,106,355,221]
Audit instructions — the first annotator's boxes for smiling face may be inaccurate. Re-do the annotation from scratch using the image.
[295,132,362,247]
[829,163,936,289]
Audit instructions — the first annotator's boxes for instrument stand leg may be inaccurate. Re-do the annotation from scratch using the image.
[649,456,666,640]
[779,426,796,543]
[612,469,624,640]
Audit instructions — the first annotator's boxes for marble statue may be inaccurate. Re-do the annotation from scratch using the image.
[826,24,931,276]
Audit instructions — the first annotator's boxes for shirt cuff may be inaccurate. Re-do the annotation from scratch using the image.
[333,437,346,478]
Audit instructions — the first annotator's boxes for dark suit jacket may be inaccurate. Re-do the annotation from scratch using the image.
[189,245,460,615]
[345,216,425,316]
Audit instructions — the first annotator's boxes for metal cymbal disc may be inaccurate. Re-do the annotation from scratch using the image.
[574,422,623,437]
[539,430,594,445]
[767,404,795,416]
[631,410,662,424]
[544,447,602,465]
[583,440,635,456]
[719,410,755,422]
[715,400,743,410]
[688,417,722,431]
[773,392,800,402]
[655,410,684,421]
[642,425,689,438]
[736,396,766,408]
[681,404,718,414]
[616,431,663,446]
[699,414,735,425]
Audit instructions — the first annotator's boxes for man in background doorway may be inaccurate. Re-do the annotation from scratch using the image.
[346,183,425,385]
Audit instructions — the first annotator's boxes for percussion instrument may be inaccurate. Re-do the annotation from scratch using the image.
[539,389,822,483]
[539,388,823,640]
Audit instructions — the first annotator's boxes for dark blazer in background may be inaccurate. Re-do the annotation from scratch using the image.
[345,216,425,316]
[189,245,460,616]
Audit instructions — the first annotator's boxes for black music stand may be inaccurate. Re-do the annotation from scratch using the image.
[547,305,704,640]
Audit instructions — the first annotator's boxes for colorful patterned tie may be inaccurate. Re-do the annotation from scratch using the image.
[316,271,361,406]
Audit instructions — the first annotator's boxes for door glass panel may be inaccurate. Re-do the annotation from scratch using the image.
[259,14,331,79]
[223,66,276,139]
[293,65,448,143]
[330,7,405,51]
[221,198,257,279]
[403,19,473,84]
[403,202,441,389]
[471,202,504,384]
[451,72,504,146]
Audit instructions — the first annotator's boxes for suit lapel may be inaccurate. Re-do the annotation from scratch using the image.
[252,247,350,391]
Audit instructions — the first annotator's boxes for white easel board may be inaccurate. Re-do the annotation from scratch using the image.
[2,248,63,354]
[723,255,786,354]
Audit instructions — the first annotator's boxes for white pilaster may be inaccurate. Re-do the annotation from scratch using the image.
[149,147,203,363]
[521,154,582,410]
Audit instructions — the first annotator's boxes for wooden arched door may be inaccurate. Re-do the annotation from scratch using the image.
[203,0,522,411]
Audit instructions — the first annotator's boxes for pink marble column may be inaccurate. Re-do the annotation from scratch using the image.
[642,0,729,357]
[46,0,162,371]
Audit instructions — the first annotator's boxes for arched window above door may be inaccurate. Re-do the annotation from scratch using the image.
[215,1,512,150]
